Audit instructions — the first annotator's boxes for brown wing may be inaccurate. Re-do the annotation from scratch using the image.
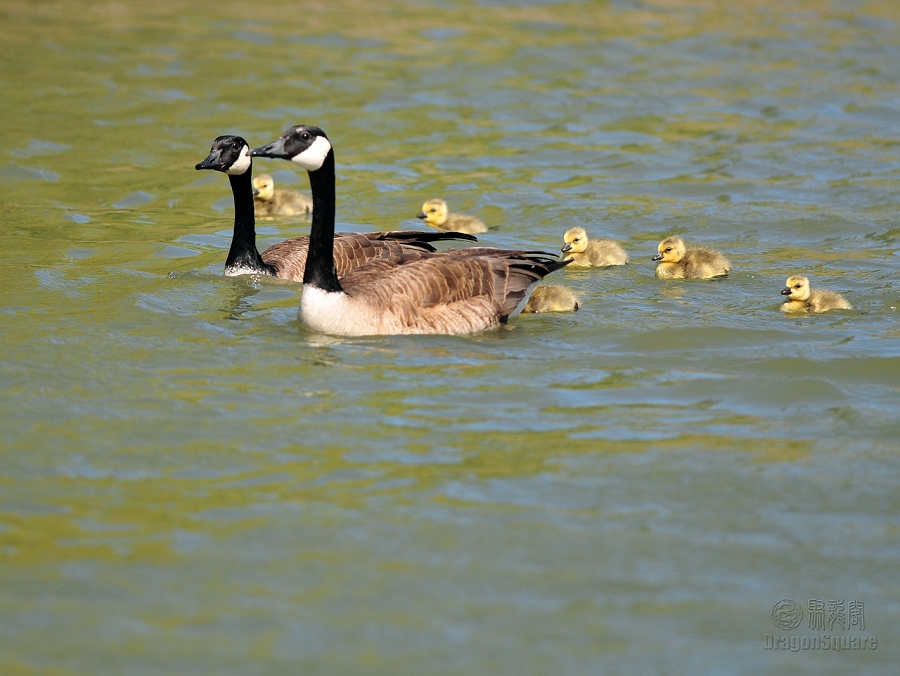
[342,252,568,333]
[366,231,478,247]
[260,230,480,282]
[260,235,310,280]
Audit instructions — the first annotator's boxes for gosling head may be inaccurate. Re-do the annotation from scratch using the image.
[561,227,588,255]
[652,236,686,263]
[195,135,251,176]
[417,199,448,227]
[781,275,811,302]
[250,125,333,172]
[252,173,275,201]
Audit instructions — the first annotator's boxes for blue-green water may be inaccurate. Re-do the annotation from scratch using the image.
[1,1,898,673]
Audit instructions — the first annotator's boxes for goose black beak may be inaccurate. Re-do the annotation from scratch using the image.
[416,212,427,219]
[651,252,663,261]
[250,137,289,159]
[561,243,572,253]
[780,287,792,296]
[195,151,224,171]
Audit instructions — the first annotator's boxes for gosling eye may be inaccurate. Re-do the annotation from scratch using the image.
[430,208,437,213]
[664,247,672,253]
[795,284,802,289]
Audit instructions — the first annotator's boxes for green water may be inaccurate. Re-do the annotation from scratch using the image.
[1,0,898,673]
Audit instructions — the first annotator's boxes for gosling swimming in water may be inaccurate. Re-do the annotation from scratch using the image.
[561,227,628,267]
[652,235,731,279]
[416,199,488,234]
[252,173,313,217]
[523,285,581,313]
[780,275,852,313]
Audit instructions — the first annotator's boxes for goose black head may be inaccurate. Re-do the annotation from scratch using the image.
[250,125,332,171]
[196,135,251,175]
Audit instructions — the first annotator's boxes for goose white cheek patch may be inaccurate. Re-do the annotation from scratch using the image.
[292,136,332,171]
[225,146,252,175]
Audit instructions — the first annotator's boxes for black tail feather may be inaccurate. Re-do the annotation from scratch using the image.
[510,256,572,276]
[377,230,479,244]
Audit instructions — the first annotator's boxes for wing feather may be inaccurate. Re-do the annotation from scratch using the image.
[338,252,568,334]
[260,230,478,282]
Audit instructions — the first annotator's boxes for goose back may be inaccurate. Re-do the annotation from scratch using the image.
[261,230,478,282]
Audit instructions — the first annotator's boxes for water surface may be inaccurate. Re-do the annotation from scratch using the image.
[1,0,898,673]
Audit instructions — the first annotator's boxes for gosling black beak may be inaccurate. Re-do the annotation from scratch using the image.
[651,252,663,261]
[780,287,792,296]
[250,136,289,159]
[195,151,223,171]
[561,243,572,253]
[252,185,259,196]
[416,212,427,219]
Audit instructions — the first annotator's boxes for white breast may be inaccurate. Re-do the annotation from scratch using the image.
[299,286,383,336]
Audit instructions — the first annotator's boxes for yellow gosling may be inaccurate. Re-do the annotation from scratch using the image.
[416,199,488,234]
[252,173,313,217]
[561,227,628,267]
[780,275,852,313]
[523,285,581,313]
[652,235,731,279]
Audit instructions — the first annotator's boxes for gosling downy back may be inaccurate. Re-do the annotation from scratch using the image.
[250,124,570,335]
[417,199,488,234]
[252,173,313,216]
[561,227,628,267]
[523,285,581,313]
[780,275,852,313]
[196,135,476,281]
[652,235,731,279]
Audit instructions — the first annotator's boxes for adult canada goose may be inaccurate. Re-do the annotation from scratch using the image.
[251,125,569,335]
[780,275,852,313]
[252,173,313,216]
[561,227,628,267]
[195,135,476,281]
[417,199,488,234]
[523,285,581,313]
[652,235,731,279]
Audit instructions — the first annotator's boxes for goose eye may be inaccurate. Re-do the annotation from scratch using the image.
[300,131,310,141]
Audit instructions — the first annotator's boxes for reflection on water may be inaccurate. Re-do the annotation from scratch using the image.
[1,0,899,672]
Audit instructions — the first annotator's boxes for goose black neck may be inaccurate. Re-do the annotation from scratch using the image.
[303,150,342,292]
[224,171,275,276]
